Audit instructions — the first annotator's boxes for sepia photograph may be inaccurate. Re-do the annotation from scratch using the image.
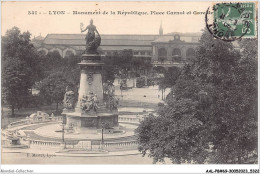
[0,1,259,173]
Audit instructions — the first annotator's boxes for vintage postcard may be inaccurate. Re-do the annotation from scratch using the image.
[1,1,259,173]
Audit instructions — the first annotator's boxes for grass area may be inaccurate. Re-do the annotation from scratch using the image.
[118,99,159,109]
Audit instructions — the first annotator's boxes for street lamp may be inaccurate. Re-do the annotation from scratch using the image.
[61,115,66,147]
[101,122,104,144]
[26,134,30,148]
[62,123,65,143]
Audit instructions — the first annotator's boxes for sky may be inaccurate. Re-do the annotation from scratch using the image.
[1,1,214,37]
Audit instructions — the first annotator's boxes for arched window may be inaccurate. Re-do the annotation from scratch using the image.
[172,48,182,62]
[63,48,76,58]
[38,50,47,56]
[37,48,48,56]
[64,50,74,58]
[172,48,181,56]
[50,48,62,57]
[174,34,181,41]
[186,48,195,61]
[52,50,61,57]
[158,48,167,63]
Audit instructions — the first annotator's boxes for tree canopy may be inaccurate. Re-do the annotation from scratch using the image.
[1,27,83,115]
[137,29,257,164]
[2,27,43,115]
[38,72,72,111]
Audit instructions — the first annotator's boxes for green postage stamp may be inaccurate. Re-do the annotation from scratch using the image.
[207,2,256,41]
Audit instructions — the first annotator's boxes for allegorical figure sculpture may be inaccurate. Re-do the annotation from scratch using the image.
[103,81,118,111]
[63,88,76,110]
[80,19,101,54]
[80,92,99,113]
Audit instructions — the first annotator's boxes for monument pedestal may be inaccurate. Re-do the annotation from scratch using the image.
[62,53,119,130]
[63,105,118,129]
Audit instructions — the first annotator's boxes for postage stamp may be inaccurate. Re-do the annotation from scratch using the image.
[206,2,256,41]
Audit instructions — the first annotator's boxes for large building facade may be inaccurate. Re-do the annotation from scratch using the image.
[32,26,200,69]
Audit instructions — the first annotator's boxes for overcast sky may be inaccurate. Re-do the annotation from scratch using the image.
[2,1,213,37]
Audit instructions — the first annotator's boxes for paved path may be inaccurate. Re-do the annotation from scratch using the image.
[2,147,140,157]
[24,130,137,144]
[1,151,155,164]
[115,85,170,108]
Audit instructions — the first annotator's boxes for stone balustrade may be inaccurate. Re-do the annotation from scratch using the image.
[29,140,61,147]
[118,116,140,123]
[103,141,138,148]
[8,119,30,128]
[7,116,63,129]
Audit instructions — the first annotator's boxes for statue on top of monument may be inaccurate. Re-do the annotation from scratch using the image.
[80,19,101,54]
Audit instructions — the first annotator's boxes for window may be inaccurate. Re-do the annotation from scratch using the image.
[158,48,167,62]
[172,48,182,62]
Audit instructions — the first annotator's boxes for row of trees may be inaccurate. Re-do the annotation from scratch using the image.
[137,29,257,164]
[2,27,43,115]
[2,27,80,116]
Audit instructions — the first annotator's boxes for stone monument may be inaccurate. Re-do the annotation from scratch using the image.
[62,19,119,130]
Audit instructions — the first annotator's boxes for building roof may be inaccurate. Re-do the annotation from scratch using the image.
[100,46,152,51]
[166,32,201,36]
[43,34,161,46]
[70,45,152,51]
[152,35,200,43]
[31,33,201,52]
[42,33,200,46]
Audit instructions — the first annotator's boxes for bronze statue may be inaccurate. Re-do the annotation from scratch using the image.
[80,19,101,54]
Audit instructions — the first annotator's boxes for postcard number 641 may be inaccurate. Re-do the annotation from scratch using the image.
[28,11,37,15]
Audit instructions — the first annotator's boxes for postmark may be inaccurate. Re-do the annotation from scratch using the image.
[205,2,256,42]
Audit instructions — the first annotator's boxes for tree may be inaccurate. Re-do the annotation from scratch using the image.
[39,51,64,77]
[192,32,257,164]
[1,27,43,116]
[137,29,257,164]
[131,57,152,74]
[103,55,116,83]
[61,55,81,87]
[38,72,72,111]
[103,65,116,83]
[137,98,209,164]
[159,66,181,100]
[114,49,133,76]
